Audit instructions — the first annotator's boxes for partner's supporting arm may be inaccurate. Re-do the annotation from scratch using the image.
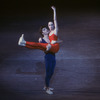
[51,39,63,44]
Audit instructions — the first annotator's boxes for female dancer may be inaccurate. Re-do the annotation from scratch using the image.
[18,6,62,53]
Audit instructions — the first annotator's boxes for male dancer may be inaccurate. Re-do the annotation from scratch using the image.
[39,26,56,95]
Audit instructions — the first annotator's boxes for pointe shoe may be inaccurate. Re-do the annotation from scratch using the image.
[18,34,26,46]
[46,88,53,95]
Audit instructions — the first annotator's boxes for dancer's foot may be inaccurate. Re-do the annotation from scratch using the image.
[46,88,53,95]
[18,34,26,46]
[43,86,54,91]
[46,44,51,51]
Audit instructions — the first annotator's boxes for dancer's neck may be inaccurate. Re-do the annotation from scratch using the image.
[43,35,49,39]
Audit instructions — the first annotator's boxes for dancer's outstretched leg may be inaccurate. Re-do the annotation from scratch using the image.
[26,42,59,53]
[18,34,59,53]
[18,34,48,51]
[26,41,47,51]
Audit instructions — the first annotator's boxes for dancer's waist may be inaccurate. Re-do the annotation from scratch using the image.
[45,52,55,55]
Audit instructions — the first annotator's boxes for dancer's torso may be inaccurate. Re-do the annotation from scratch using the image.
[49,30,58,43]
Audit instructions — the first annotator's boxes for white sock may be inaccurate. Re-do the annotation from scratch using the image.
[18,34,26,46]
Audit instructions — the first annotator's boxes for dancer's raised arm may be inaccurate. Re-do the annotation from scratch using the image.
[51,6,58,35]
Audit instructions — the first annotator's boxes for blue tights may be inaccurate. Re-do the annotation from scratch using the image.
[45,53,56,87]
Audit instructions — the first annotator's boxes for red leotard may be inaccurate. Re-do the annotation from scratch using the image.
[25,33,59,53]
[49,33,59,53]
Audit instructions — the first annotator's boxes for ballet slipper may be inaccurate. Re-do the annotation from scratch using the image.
[18,34,26,46]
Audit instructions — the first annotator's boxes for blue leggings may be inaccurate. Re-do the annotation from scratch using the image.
[45,53,56,87]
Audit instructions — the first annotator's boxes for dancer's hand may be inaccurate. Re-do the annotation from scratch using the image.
[51,6,56,11]
[57,40,63,43]
[38,37,42,43]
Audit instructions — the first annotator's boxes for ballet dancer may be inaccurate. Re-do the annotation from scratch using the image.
[38,26,55,95]
[18,6,62,53]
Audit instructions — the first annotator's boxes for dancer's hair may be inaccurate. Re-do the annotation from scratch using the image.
[39,26,47,37]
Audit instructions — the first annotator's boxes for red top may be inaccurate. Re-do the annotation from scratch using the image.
[49,34,58,43]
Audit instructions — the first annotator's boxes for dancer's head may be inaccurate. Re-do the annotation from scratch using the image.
[40,26,49,37]
[48,21,55,31]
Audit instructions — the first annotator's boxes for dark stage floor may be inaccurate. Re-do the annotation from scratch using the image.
[0,5,100,100]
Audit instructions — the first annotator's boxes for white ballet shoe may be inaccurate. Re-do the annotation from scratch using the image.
[18,34,26,46]
[46,44,51,51]
[46,88,53,95]
[43,87,54,91]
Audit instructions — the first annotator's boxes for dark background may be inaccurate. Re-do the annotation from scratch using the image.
[0,0,100,16]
